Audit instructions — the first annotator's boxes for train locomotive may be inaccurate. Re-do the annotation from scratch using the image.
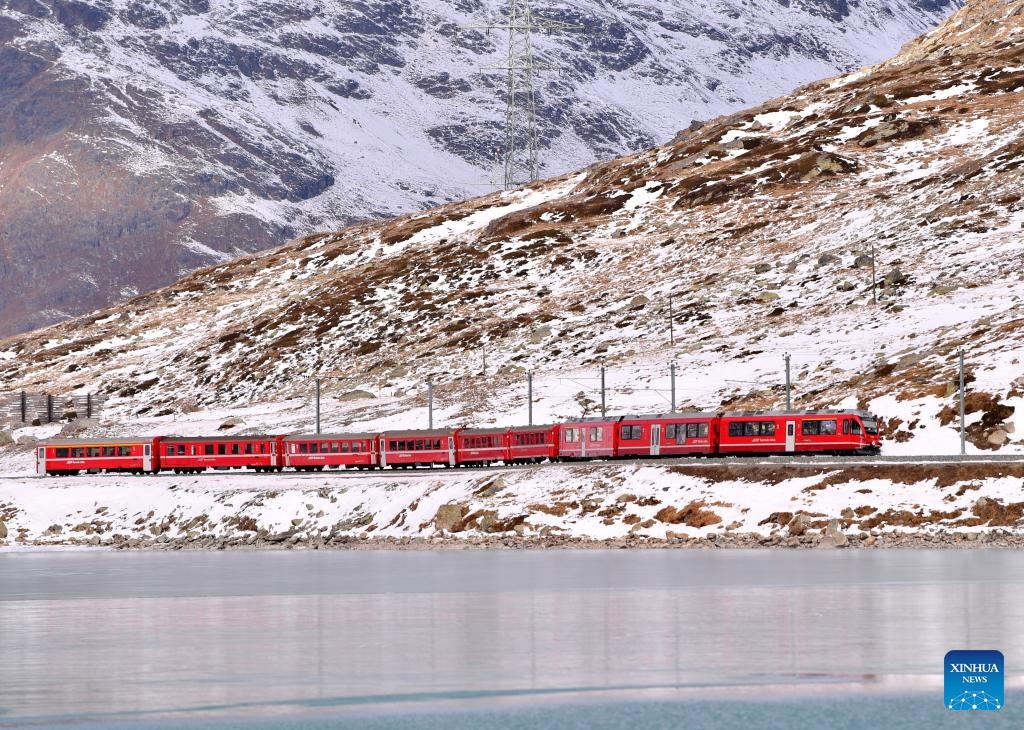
[35,409,880,476]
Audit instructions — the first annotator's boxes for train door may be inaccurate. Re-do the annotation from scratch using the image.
[381,441,389,469]
[143,443,152,472]
[448,436,456,466]
[581,427,587,458]
[785,421,796,452]
[651,425,661,456]
[37,447,45,475]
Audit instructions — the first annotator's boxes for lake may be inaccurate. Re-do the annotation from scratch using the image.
[0,549,1019,728]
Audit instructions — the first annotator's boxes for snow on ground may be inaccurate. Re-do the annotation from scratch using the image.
[2,457,1022,547]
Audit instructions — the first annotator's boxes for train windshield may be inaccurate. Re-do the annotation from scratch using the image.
[862,417,878,435]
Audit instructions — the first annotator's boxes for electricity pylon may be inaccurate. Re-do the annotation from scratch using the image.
[473,1,578,190]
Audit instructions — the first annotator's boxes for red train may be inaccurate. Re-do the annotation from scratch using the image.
[35,410,880,476]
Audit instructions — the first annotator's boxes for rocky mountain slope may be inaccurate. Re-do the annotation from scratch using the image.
[0,0,962,335]
[1,0,1022,457]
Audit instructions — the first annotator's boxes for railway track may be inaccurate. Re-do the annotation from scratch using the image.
[8,452,1024,481]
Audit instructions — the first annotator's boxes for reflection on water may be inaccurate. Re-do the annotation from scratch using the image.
[0,550,1018,725]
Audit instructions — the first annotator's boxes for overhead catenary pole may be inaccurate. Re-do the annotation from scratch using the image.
[482,344,487,376]
[527,371,533,426]
[600,365,606,418]
[428,380,434,430]
[669,293,674,347]
[315,378,321,435]
[959,348,966,456]
[670,362,676,413]
[784,353,792,411]
[871,239,878,305]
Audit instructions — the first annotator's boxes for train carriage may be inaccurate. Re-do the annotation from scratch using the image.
[159,435,281,473]
[508,424,559,464]
[283,433,378,471]
[456,427,508,466]
[381,429,458,468]
[615,413,718,458]
[718,410,880,455]
[558,417,618,460]
[37,437,158,476]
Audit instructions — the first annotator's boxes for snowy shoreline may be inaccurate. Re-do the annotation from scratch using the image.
[2,460,1023,550]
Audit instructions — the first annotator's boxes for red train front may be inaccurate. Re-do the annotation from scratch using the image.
[718,410,880,455]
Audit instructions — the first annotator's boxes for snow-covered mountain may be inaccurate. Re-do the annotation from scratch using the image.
[1,0,1021,459]
[0,0,962,335]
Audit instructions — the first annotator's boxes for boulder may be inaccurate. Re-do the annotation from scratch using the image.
[628,294,649,309]
[819,519,849,548]
[883,268,907,286]
[836,280,856,292]
[530,326,552,344]
[853,254,874,269]
[218,417,244,430]
[757,291,780,303]
[0,430,13,448]
[753,263,772,274]
[0,521,6,539]
[786,513,809,536]
[434,503,467,532]
[338,390,376,401]
[290,518,304,527]
[817,253,841,267]
[475,476,506,498]
[987,429,1009,447]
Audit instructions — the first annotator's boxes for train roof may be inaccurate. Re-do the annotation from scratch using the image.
[381,428,457,437]
[161,435,279,442]
[620,412,718,421]
[285,432,378,440]
[508,424,557,432]
[721,409,876,418]
[39,437,155,446]
[559,415,623,423]
[459,426,509,435]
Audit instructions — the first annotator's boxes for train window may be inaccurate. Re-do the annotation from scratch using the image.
[120,446,132,456]
[299,443,308,454]
[55,447,69,458]
[564,428,578,443]
[728,422,742,437]
[820,419,837,435]
[178,445,186,455]
[388,440,396,451]
[231,444,240,455]
[665,424,676,439]
[842,420,850,435]
[756,422,776,437]
[321,442,329,453]
[590,427,602,441]
[353,442,362,452]
[245,443,253,454]
[72,447,85,457]
[340,441,349,453]
[216,444,225,455]
[102,446,116,457]
[801,421,820,436]
[167,445,175,456]
[686,423,699,438]
[260,443,267,454]
[87,447,100,457]
[850,420,862,435]
[699,423,709,438]
[742,423,755,437]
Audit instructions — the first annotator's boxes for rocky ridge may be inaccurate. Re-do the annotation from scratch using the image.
[0,0,962,334]
[0,0,1022,456]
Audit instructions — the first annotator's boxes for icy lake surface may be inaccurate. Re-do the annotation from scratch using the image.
[1,550,1021,728]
